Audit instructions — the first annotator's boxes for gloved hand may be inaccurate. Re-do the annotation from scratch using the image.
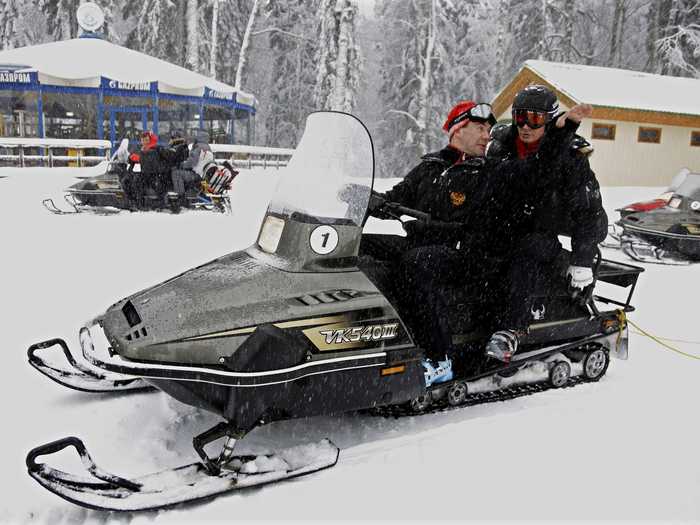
[366,191,394,220]
[403,219,463,243]
[402,219,428,238]
[566,265,594,290]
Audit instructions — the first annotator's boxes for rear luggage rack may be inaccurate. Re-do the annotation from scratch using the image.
[594,257,644,311]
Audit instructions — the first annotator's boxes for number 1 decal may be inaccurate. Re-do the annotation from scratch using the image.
[310,225,339,255]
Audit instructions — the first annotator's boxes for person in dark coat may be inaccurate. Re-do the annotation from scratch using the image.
[483,85,608,362]
[373,102,591,383]
[169,137,215,206]
[361,101,496,260]
[121,130,188,209]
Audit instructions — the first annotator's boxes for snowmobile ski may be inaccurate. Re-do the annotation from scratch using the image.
[28,338,153,393]
[42,196,121,216]
[26,435,339,512]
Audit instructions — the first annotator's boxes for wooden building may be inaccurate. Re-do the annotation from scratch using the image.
[491,60,700,186]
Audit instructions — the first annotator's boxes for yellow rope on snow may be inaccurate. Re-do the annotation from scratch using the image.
[629,330,700,345]
[627,318,700,360]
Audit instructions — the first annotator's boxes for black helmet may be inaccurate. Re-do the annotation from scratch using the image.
[512,85,559,116]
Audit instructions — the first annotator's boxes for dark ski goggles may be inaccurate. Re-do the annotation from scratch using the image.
[448,103,497,129]
[512,109,551,129]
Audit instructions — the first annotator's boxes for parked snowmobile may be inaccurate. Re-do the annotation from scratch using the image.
[26,112,643,512]
[42,139,236,215]
[605,168,700,264]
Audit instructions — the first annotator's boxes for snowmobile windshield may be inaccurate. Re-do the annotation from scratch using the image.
[266,112,374,226]
[674,173,700,200]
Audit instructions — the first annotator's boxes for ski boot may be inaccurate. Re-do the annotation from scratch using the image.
[422,356,454,387]
[485,330,519,363]
[167,192,181,214]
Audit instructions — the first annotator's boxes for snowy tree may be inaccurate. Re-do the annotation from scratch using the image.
[185,0,200,72]
[127,0,186,66]
[235,0,260,89]
[0,0,21,49]
[313,0,360,112]
[652,0,700,77]
[42,0,80,41]
[254,0,321,148]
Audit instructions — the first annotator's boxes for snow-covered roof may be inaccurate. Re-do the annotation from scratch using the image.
[522,60,700,116]
[0,37,255,105]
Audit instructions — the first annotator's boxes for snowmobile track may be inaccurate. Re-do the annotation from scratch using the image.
[367,376,589,418]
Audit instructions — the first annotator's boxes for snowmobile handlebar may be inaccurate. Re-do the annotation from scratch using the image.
[386,203,432,222]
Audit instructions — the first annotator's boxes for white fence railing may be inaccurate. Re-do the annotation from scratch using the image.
[0,137,112,167]
[0,138,295,170]
[210,144,294,169]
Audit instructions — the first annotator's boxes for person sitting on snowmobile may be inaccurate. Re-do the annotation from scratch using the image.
[369,102,591,385]
[483,85,607,362]
[361,100,497,261]
[121,130,188,209]
[168,135,216,209]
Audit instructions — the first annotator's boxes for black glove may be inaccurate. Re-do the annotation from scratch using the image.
[403,219,428,238]
[367,191,395,220]
[403,219,464,243]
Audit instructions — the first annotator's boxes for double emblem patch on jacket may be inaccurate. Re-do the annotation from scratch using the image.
[450,191,466,207]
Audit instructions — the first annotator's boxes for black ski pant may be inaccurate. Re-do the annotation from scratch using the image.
[498,232,568,330]
[397,245,502,362]
[359,233,412,262]
[171,169,201,198]
[119,170,143,206]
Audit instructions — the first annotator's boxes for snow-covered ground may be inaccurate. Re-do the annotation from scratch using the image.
[1,166,699,524]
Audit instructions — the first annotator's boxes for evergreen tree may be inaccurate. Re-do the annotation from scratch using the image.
[42,0,79,40]
[127,0,186,66]
[0,0,21,49]
[313,0,360,112]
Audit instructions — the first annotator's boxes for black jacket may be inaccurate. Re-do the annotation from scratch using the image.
[382,146,463,214]
[432,122,580,258]
[486,123,607,267]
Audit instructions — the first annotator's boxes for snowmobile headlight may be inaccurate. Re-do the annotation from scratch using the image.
[258,215,285,254]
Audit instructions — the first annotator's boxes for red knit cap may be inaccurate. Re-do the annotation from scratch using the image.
[443,101,477,136]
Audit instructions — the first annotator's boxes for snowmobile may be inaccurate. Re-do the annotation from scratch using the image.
[25,112,644,512]
[604,168,700,264]
[42,139,237,215]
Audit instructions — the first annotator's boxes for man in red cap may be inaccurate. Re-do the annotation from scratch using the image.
[362,100,497,260]
[366,100,591,385]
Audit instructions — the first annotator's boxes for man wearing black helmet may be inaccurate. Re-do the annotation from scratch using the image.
[484,84,607,362]
[367,99,591,385]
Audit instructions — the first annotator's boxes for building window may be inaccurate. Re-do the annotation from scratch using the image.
[638,127,661,144]
[592,123,615,140]
[691,131,700,147]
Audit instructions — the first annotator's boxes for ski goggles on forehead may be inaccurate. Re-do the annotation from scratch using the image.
[448,103,496,129]
[512,109,551,129]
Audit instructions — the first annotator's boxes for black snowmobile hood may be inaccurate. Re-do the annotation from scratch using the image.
[99,249,384,365]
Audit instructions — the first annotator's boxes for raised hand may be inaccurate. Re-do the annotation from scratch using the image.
[556,103,593,127]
